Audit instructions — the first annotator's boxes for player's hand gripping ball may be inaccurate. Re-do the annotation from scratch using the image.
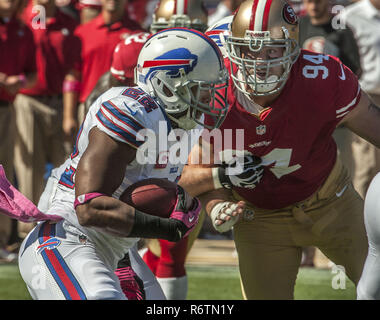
[120,178,201,237]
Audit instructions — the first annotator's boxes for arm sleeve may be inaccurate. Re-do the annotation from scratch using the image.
[332,57,361,124]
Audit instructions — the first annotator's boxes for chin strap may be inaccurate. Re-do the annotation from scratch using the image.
[166,112,197,130]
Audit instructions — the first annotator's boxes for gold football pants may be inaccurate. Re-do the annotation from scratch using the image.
[232,157,368,299]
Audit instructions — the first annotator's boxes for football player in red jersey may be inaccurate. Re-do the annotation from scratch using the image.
[178,0,380,299]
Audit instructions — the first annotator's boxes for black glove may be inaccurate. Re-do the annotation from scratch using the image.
[217,154,264,189]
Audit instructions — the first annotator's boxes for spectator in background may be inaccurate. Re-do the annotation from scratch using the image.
[13,0,81,238]
[341,0,380,199]
[0,0,37,260]
[84,31,150,114]
[298,0,361,267]
[300,0,361,175]
[207,0,243,27]
[63,0,143,145]
[128,0,158,29]
[76,0,101,24]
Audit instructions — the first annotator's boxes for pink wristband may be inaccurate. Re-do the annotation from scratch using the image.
[63,79,81,93]
[74,192,106,209]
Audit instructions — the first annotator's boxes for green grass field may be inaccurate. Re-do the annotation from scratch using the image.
[0,263,356,300]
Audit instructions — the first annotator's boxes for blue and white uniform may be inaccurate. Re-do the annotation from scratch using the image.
[18,86,202,300]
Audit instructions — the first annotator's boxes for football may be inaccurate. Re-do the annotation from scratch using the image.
[120,178,179,218]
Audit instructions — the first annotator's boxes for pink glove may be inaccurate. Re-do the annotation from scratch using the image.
[169,185,201,238]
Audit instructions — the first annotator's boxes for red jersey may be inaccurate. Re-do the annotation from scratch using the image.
[74,13,143,102]
[0,17,36,102]
[20,8,81,96]
[207,49,361,209]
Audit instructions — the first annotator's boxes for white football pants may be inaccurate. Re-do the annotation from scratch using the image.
[18,220,165,300]
[357,172,380,300]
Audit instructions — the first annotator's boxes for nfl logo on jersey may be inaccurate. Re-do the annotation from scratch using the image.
[256,125,266,135]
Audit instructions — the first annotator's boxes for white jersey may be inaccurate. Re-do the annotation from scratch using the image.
[45,86,202,262]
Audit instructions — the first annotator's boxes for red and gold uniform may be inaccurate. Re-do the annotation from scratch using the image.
[214,50,360,209]
[204,49,368,299]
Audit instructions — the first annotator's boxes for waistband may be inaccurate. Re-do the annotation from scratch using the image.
[232,156,350,224]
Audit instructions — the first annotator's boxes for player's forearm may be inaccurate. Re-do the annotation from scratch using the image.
[197,188,233,217]
[76,195,188,242]
[76,196,135,237]
[178,166,218,197]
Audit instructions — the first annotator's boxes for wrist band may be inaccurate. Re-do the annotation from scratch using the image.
[128,209,183,242]
[18,74,27,88]
[212,167,223,189]
[74,192,106,209]
[63,79,81,93]
[212,167,232,189]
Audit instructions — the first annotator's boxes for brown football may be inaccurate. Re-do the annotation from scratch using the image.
[119,178,179,218]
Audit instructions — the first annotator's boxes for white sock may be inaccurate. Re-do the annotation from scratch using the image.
[156,275,188,300]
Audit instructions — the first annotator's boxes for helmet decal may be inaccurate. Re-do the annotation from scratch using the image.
[142,48,198,82]
[249,0,274,32]
[206,23,230,47]
[135,28,229,130]
[282,3,298,25]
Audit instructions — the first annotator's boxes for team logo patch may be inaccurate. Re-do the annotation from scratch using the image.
[283,4,298,25]
[142,48,198,83]
[243,209,255,221]
[256,125,266,135]
[36,237,61,253]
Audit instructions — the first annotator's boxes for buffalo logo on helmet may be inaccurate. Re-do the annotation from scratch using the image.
[282,3,298,25]
[141,48,198,83]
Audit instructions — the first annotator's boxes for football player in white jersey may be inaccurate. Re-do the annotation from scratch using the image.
[17,28,230,300]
